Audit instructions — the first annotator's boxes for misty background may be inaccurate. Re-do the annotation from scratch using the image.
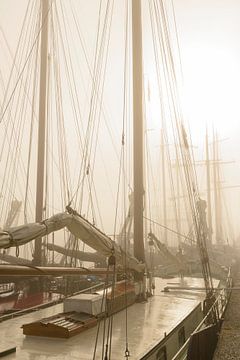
[0,0,240,256]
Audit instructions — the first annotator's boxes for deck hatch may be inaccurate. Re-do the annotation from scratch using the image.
[22,311,98,338]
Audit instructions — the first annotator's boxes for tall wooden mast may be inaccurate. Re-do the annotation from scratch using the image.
[213,130,223,245]
[212,130,219,244]
[205,129,212,246]
[132,0,145,263]
[216,133,223,244]
[34,0,49,265]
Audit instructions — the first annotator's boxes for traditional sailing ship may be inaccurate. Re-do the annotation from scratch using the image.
[0,1,235,359]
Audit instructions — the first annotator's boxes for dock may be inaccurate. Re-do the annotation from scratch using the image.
[213,264,240,359]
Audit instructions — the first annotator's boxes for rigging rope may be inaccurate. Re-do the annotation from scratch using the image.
[149,0,214,295]
[0,1,40,226]
[123,2,130,357]
[24,4,41,223]
[0,0,54,124]
[144,215,196,243]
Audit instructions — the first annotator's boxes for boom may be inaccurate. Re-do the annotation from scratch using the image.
[0,206,144,273]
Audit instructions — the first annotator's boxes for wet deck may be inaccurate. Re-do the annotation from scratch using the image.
[213,265,240,360]
[0,277,207,359]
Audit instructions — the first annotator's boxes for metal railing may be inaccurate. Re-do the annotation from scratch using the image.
[172,268,232,360]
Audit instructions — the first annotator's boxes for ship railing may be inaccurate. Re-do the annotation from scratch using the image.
[0,282,104,323]
[172,268,232,360]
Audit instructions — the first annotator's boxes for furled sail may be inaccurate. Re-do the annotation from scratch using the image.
[0,253,32,265]
[0,208,144,273]
[148,232,182,266]
[46,243,105,264]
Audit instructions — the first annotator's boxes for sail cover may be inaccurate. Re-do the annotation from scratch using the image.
[0,211,144,273]
[46,243,105,263]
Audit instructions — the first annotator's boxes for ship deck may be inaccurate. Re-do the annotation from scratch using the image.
[0,277,210,359]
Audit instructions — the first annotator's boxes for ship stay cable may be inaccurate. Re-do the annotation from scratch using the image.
[48,7,72,260]
[50,0,112,260]
[0,1,74,229]
[121,1,130,357]
[68,0,126,214]
[100,268,108,360]
[84,0,114,226]
[152,0,193,246]
[0,0,32,127]
[54,2,85,210]
[0,0,146,274]
[0,2,229,358]
[0,16,41,220]
[58,0,106,223]
[149,0,191,229]
[76,0,105,214]
[92,260,111,360]
[103,255,116,360]
[0,4,43,242]
[0,0,54,124]
[148,0,216,311]
[0,2,38,224]
[157,3,184,247]
[0,0,111,260]
[64,0,114,230]
[24,9,41,224]
[53,0,115,263]
[0,3,56,261]
[47,4,71,209]
[50,3,86,218]
[166,8,215,301]
[112,0,131,356]
[77,0,113,226]
[148,0,180,246]
[69,0,121,167]
[94,0,128,357]
[24,6,43,258]
[52,15,71,208]
[58,0,84,152]
[145,125,154,234]
[144,216,196,243]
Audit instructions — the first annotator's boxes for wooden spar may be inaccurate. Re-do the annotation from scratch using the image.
[213,130,223,245]
[205,129,213,246]
[34,0,49,265]
[132,0,145,263]
[0,265,116,277]
[216,132,223,243]
[0,253,32,265]
[212,129,218,243]
[46,243,105,263]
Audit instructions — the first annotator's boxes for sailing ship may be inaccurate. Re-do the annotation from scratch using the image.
[0,0,235,359]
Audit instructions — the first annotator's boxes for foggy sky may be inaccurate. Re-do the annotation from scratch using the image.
[1,0,240,243]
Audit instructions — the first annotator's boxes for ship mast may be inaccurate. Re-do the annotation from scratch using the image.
[33,0,49,265]
[205,129,212,247]
[213,130,223,245]
[216,133,224,244]
[132,0,145,263]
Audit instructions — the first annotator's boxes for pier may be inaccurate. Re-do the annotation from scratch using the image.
[214,263,240,359]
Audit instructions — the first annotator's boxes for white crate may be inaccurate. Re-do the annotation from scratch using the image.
[64,293,105,315]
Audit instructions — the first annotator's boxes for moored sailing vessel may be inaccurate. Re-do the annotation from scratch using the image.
[0,0,236,359]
